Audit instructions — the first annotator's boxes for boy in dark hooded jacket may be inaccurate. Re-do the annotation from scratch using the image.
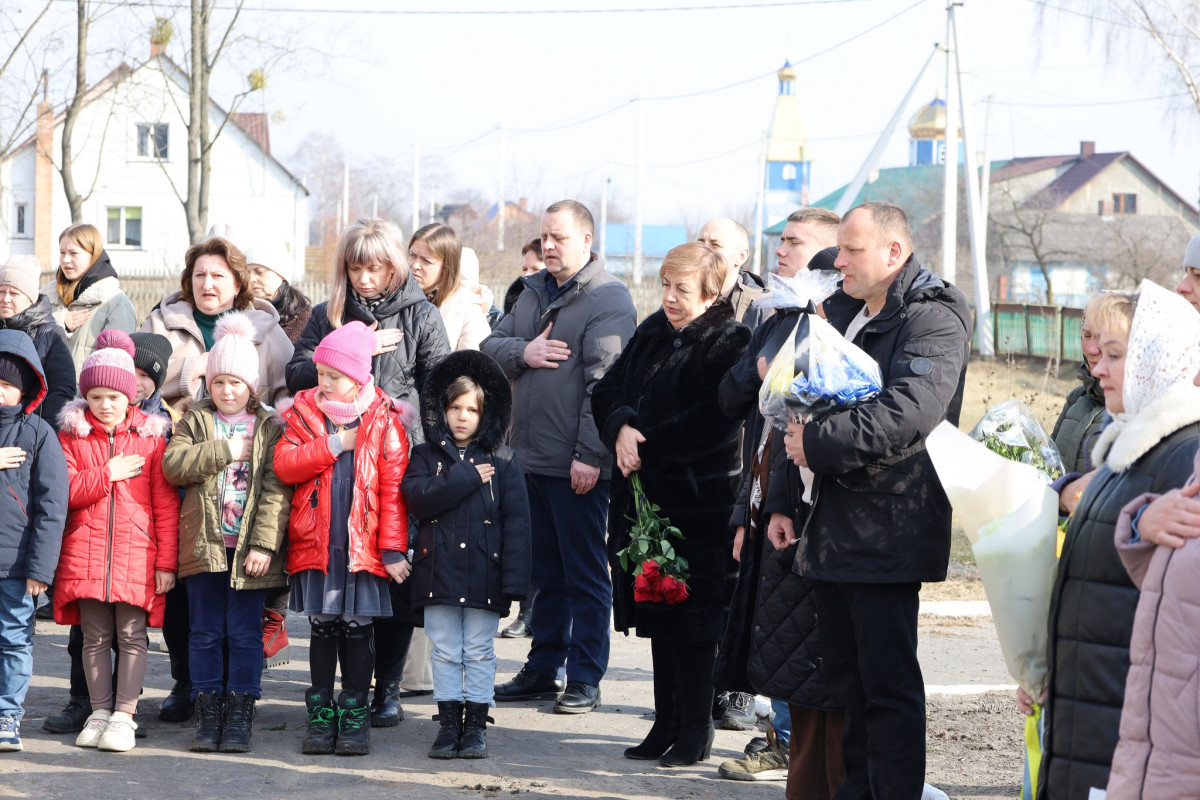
[0,329,69,751]
[402,350,530,761]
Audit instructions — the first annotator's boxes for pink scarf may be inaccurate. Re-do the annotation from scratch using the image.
[319,377,377,427]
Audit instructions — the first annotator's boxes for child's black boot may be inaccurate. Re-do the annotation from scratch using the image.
[334,689,371,756]
[370,680,405,727]
[301,687,337,754]
[459,701,492,759]
[219,692,256,753]
[189,691,223,752]
[428,701,463,759]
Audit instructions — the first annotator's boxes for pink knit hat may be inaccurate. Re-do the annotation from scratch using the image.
[79,329,138,400]
[206,311,260,391]
[313,321,375,385]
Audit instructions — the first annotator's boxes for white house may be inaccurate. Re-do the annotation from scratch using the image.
[0,51,308,278]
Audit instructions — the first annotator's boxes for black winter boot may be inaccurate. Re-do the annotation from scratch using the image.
[370,680,405,728]
[625,639,679,760]
[334,690,371,756]
[301,687,337,755]
[428,701,463,759]
[160,680,195,723]
[219,692,256,753]
[189,691,224,752]
[658,641,717,768]
[459,701,492,759]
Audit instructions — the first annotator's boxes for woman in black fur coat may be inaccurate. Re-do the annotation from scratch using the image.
[591,242,750,769]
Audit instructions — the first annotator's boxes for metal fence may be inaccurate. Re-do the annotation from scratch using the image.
[990,303,1083,363]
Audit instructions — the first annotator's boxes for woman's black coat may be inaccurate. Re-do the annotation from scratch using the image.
[285,275,449,442]
[0,295,76,430]
[401,350,531,617]
[591,301,750,642]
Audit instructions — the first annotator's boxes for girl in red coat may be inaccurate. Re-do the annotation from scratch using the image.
[54,330,180,752]
[273,321,412,756]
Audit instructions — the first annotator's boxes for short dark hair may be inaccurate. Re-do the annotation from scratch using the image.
[786,207,841,235]
[849,201,912,251]
[181,237,254,311]
[521,237,543,259]
[545,200,595,238]
[444,375,485,414]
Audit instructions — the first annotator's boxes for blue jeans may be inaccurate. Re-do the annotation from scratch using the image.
[771,697,792,748]
[424,605,502,704]
[524,474,612,686]
[0,579,35,720]
[186,566,267,699]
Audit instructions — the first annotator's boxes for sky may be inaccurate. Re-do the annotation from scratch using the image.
[14,0,1200,227]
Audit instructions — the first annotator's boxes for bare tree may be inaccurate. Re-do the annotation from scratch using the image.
[1094,213,1193,288]
[0,1,56,160]
[989,187,1082,305]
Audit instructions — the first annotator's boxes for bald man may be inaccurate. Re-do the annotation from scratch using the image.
[698,218,767,328]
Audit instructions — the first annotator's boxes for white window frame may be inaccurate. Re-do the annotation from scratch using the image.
[134,122,170,161]
[106,206,144,249]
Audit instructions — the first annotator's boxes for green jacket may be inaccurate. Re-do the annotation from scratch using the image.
[163,400,291,589]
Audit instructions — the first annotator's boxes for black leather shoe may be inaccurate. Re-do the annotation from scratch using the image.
[494,667,564,702]
[42,696,91,734]
[554,681,600,714]
[159,680,195,723]
[500,618,531,638]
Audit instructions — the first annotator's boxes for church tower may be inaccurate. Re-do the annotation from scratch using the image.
[908,96,962,166]
[764,61,810,225]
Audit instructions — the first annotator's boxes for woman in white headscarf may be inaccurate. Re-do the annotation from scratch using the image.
[1036,281,1200,800]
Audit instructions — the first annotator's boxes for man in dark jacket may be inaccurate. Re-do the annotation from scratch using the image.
[767,202,971,800]
[698,217,768,328]
[482,200,636,714]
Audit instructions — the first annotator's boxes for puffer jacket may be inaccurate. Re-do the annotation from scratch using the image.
[163,400,292,589]
[1106,434,1200,800]
[0,330,68,586]
[285,276,449,443]
[53,399,180,627]
[1039,382,1200,800]
[0,294,77,429]
[482,254,636,479]
[273,385,411,578]
[41,252,138,376]
[790,256,972,583]
[436,280,492,352]
[140,291,293,411]
[402,350,531,616]
[1051,362,1108,474]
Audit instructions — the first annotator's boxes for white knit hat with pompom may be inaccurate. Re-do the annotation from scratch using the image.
[207,311,260,391]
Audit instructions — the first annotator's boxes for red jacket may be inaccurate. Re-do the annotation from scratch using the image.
[54,400,180,627]
[273,386,410,578]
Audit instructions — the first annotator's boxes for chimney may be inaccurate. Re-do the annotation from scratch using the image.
[150,39,164,58]
[1080,141,1096,159]
[33,72,54,270]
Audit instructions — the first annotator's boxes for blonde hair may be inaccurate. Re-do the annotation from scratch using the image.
[326,218,409,328]
[659,242,724,300]
[57,223,105,306]
[1085,291,1138,341]
[409,223,462,308]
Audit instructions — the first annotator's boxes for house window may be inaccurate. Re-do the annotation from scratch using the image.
[13,203,29,237]
[137,123,169,159]
[107,207,142,248]
[1112,193,1137,214]
[782,164,797,182]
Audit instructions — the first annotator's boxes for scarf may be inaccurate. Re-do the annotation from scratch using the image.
[319,376,377,426]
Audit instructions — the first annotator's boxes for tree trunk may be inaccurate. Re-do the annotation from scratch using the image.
[60,0,87,224]
[185,0,205,244]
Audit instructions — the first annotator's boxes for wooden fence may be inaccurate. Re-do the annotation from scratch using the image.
[989,303,1083,363]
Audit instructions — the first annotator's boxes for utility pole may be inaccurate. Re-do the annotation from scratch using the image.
[497,122,507,251]
[633,92,644,285]
[599,164,609,261]
[752,133,767,275]
[412,144,420,234]
[941,2,961,286]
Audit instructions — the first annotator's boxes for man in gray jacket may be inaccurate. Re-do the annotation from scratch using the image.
[482,200,636,713]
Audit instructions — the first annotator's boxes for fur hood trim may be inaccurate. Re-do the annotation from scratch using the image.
[57,398,171,440]
[420,350,511,450]
[1092,381,1200,472]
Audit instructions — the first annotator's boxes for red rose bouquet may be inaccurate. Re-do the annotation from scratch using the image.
[617,472,690,605]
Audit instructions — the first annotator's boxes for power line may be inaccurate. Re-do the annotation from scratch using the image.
[60,0,893,15]
[992,91,1189,108]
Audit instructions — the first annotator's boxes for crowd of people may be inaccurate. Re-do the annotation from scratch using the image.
[1,200,1198,800]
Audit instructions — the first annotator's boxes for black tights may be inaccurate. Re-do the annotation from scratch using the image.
[309,618,375,694]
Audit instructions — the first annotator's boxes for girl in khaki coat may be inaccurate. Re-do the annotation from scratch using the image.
[162,312,291,755]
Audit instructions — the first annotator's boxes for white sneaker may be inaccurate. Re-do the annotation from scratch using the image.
[97,716,137,752]
[0,716,21,751]
[75,710,111,748]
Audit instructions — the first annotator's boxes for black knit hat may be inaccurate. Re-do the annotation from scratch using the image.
[0,352,38,404]
[806,245,840,273]
[129,332,173,391]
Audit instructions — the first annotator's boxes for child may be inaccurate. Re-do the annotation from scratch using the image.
[53,329,180,753]
[163,312,291,754]
[0,330,69,752]
[130,331,180,427]
[401,350,530,759]
[273,321,411,756]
